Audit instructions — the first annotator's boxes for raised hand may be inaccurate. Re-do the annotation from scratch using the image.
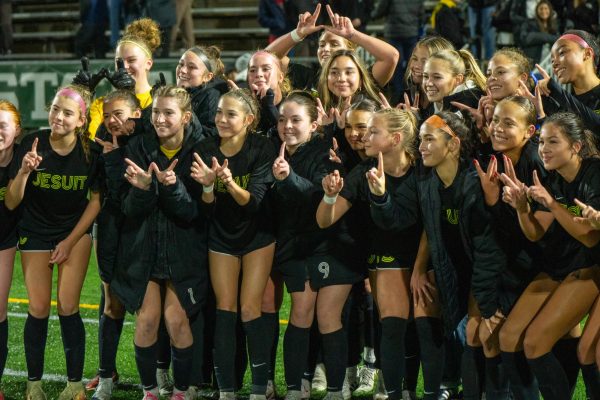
[106,115,136,137]
[527,170,554,208]
[296,3,324,39]
[534,64,552,97]
[324,4,355,39]
[94,134,119,154]
[322,169,344,196]
[20,138,43,174]
[474,155,500,206]
[333,96,352,128]
[316,98,335,126]
[190,153,217,187]
[500,172,529,212]
[214,158,233,187]
[366,151,386,196]
[107,58,135,90]
[329,137,342,164]
[398,92,420,113]
[573,198,600,230]
[151,72,167,95]
[227,79,240,90]
[378,92,393,109]
[124,158,153,190]
[71,57,106,92]
[152,159,178,186]
[272,142,290,181]
[518,79,545,119]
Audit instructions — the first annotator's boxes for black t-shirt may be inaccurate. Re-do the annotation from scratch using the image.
[538,158,600,277]
[196,133,277,251]
[0,144,18,246]
[341,159,421,266]
[287,62,319,92]
[574,83,600,113]
[9,130,100,241]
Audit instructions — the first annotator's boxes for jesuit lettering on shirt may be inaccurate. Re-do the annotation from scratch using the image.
[31,172,87,191]
[0,186,5,201]
[215,173,250,193]
[445,208,459,225]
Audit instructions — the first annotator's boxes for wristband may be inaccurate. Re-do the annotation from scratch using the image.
[323,193,338,205]
[203,184,214,193]
[290,29,304,43]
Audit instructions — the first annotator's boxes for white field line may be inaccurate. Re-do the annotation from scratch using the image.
[6,311,132,325]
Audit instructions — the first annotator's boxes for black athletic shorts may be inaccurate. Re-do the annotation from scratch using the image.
[208,230,275,257]
[17,232,92,252]
[0,231,17,251]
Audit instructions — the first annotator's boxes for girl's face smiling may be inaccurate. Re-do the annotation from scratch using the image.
[537,3,551,21]
[151,97,191,141]
[538,122,580,171]
[344,109,371,151]
[0,110,20,152]
[277,101,317,151]
[215,96,253,138]
[409,45,430,85]
[489,101,533,153]
[364,115,396,157]
[486,54,527,100]
[176,51,213,88]
[327,55,360,99]
[318,31,349,65]
[115,42,152,85]
[423,58,463,103]
[103,99,141,137]
[418,123,453,167]
[48,96,85,137]
[247,53,283,92]
[551,38,591,84]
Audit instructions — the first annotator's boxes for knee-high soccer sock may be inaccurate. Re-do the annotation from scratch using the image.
[189,312,205,387]
[403,319,419,393]
[156,318,171,371]
[172,345,193,392]
[0,319,7,380]
[135,341,158,390]
[380,317,407,400]
[345,289,363,368]
[284,323,310,391]
[500,351,538,400]
[202,294,216,386]
[304,321,320,382]
[214,310,237,393]
[461,345,485,400]
[263,312,279,382]
[234,316,247,391]
[321,328,347,392]
[415,317,444,400]
[59,312,86,382]
[485,354,510,400]
[528,351,569,400]
[25,313,48,381]
[373,306,382,370]
[98,314,124,379]
[581,363,600,400]
[243,316,271,394]
[363,292,376,369]
[553,338,579,396]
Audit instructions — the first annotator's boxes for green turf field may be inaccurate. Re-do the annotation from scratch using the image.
[0,252,590,399]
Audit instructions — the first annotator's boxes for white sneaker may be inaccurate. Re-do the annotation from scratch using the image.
[401,390,416,400]
[353,367,377,396]
[324,391,344,400]
[300,379,311,399]
[218,392,235,400]
[373,372,388,400]
[311,363,327,393]
[266,380,276,400]
[342,366,359,400]
[187,386,199,400]
[156,368,174,396]
[284,390,302,400]
[91,378,113,400]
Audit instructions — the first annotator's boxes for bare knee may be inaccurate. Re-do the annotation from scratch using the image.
[316,306,341,334]
[165,311,191,347]
[136,311,161,344]
[523,328,548,359]
[240,302,261,322]
[499,321,525,352]
[577,335,597,365]
[290,303,314,328]
[29,300,50,318]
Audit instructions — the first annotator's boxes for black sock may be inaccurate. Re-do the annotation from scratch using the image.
[380,317,407,400]
[263,312,279,381]
[305,320,320,381]
[25,313,48,381]
[373,306,381,370]
[59,312,86,382]
[284,323,310,391]
[135,341,158,390]
[98,314,124,379]
[214,310,237,392]
[234,317,247,391]
[243,316,270,394]
[553,338,579,396]
[0,319,7,380]
[415,317,444,400]
[528,351,570,400]
[500,351,538,400]
[156,319,171,370]
[461,345,485,400]
[189,311,205,387]
[582,363,600,400]
[172,345,193,391]
[485,354,510,400]
[403,319,419,393]
[321,328,347,392]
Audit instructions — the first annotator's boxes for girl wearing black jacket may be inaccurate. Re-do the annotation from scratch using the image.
[109,86,208,400]
[190,89,277,400]
[5,85,100,400]
[499,112,600,400]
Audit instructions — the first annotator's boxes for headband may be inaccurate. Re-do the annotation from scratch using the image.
[251,50,283,71]
[558,34,594,57]
[119,39,152,59]
[187,48,214,73]
[424,114,456,138]
[57,88,87,116]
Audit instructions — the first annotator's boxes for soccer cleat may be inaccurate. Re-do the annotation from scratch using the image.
[373,373,388,400]
[342,366,359,400]
[187,386,199,400]
[86,372,119,391]
[300,378,311,399]
[0,390,4,400]
[401,390,417,400]
[311,363,327,393]
[199,384,219,399]
[284,390,302,400]
[91,378,113,400]
[156,368,174,396]
[58,381,87,400]
[353,367,377,396]
[324,390,344,400]
[249,394,267,400]
[26,381,47,400]
[142,388,159,400]
[170,389,189,400]
[266,379,276,400]
[218,391,236,400]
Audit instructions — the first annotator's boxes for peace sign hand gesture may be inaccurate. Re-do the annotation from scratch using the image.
[152,159,178,186]
[526,170,554,209]
[20,138,43,175]
[324,4,355,40]
[296,3,324,39]
[499,172,529,213]
[124,158,153,190]
[534,64,552,97]
[517,80,545,119]
[94,134,119,154]
[474,155,500,206]
[214,158,233,187]
[273,142,290,181]
[366,152,386,196]
[322,169,344,196]
[190,153,217,187]
[573,198,600,230]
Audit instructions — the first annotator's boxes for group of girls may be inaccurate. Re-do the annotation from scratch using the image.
[1,4,600,400]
